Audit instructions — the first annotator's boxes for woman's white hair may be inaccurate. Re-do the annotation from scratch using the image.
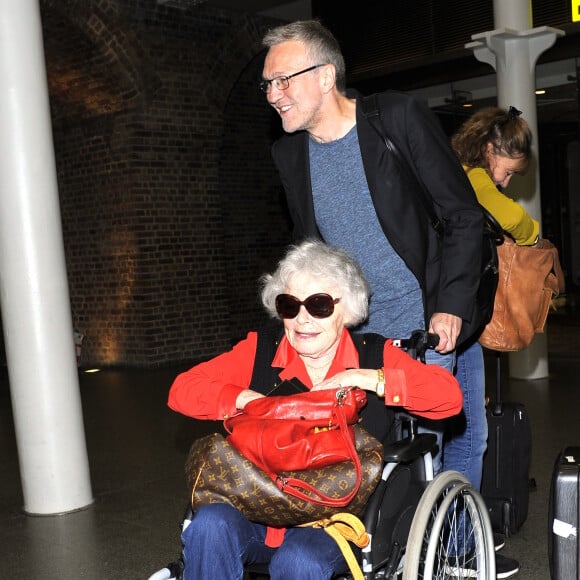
[260,239,370,327]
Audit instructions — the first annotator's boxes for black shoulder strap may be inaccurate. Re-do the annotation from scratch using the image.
[249,322,285,395]
[350,332,386,368]
[350,331,396,445]
[251,327,435,374]
[250,327,396,444]
[361,93,444,237]
[250,328,387,393]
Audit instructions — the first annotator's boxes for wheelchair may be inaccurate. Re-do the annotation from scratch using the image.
[149,414,495,579]
[150,331,495,579]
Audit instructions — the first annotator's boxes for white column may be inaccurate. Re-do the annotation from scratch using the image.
[493,0,533,30]
[0,1,93,513]
[466,0,564,379]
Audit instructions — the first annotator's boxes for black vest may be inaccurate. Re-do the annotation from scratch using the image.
[249,323,397,445]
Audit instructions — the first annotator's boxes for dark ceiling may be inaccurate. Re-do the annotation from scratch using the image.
[89,1,580,134]
[201,0,580,131]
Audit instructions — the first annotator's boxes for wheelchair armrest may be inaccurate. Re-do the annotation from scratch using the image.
[382,433,438,464]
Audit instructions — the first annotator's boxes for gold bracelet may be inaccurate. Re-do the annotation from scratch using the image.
[376,368,385,398]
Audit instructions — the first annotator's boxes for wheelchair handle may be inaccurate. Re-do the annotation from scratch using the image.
[392,330,439,362]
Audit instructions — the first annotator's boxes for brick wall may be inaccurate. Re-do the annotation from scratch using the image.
[39,0,292,367]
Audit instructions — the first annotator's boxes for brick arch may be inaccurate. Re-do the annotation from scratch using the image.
[216,19,294,338]
[201,17,273,110]
[40,0,159,119]
[42,4,293,366]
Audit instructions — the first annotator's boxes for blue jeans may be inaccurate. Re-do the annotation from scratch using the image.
[416,348,456,475]
[181,503,347,580]
[417,342,487,487]
[444,341,488,490]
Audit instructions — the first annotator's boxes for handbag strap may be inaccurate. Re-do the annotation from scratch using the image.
[479,203,510,243]
[274,394,362,507]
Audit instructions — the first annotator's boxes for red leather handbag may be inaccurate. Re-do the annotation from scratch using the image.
[224,386,369,507]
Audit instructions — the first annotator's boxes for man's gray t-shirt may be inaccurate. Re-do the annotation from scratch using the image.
[309,126,424,338]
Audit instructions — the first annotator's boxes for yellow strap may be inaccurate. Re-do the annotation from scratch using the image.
[300,513,369,580]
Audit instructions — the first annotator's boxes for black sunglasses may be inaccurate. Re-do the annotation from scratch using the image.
[275,293,340,319]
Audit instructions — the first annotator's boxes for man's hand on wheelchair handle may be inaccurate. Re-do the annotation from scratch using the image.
[429,313,462,353]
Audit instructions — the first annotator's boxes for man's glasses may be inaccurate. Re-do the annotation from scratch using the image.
[275,293,340,319]
[260,64,326,94]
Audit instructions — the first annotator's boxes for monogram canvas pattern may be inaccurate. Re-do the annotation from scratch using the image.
[186,426,383,527]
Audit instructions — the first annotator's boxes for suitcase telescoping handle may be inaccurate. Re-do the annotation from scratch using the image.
[486,351,504,416]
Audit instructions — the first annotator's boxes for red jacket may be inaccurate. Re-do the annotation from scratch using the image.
[168,329,462,421]
[168,328,462,547]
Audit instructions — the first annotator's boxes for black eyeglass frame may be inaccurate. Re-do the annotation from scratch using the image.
[275,293,340,319]
[260,64,326,94]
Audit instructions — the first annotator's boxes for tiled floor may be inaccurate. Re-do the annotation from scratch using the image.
[1,307,579,579]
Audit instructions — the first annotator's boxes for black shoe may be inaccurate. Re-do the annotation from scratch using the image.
[494,532,506,552]
[445,552,519,578]
[495,553,519,579]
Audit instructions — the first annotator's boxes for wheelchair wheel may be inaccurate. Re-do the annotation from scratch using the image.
[402,471,495,579]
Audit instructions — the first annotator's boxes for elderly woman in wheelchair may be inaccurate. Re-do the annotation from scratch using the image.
[161,240,494,580]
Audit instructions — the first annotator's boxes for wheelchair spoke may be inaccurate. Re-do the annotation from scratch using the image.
[402,471,495,579]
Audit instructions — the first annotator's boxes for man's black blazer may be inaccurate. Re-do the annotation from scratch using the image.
[271,90,483,346]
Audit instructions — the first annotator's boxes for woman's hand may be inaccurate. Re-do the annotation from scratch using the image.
[312,368,378,393]
[235,389,265,410]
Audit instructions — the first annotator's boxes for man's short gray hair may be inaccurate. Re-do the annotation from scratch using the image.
[262,20,346,94]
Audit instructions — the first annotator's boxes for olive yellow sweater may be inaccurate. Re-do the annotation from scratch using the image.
[465,166,540,245]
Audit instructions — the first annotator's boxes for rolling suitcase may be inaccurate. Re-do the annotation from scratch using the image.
[548,447,580,579]
[481,352,532,536]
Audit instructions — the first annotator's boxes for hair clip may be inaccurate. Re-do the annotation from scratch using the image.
[508,106,522,119]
